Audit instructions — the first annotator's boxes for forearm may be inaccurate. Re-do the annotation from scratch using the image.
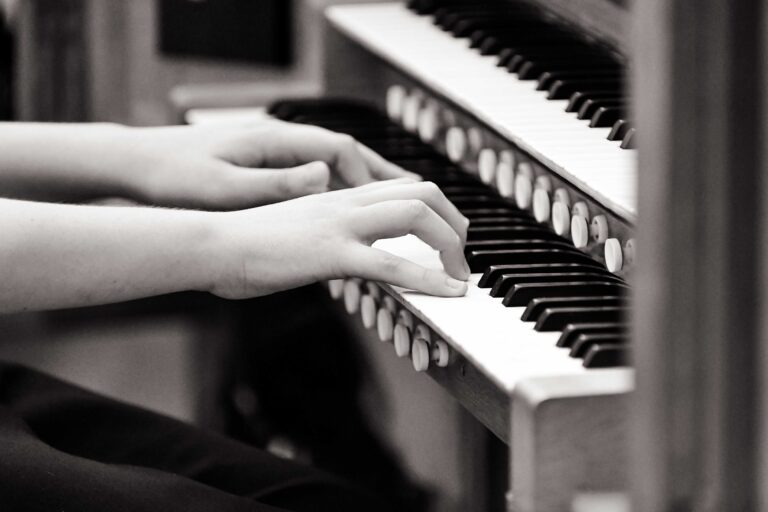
[0,123,147,201]
[0,199,216,313]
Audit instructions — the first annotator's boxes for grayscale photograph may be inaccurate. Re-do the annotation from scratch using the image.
[0,1,760,511]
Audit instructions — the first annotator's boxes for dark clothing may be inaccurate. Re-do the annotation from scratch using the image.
[0,361,388,511]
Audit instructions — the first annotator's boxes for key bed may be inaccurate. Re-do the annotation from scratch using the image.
[269,98,630,370]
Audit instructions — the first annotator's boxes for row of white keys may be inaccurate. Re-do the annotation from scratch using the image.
[373,235,588,394]
[326,3,637,218]
[393,14,638,210]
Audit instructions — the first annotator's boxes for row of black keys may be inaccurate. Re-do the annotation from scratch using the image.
[405,0,636,149]
[268,99,630,368]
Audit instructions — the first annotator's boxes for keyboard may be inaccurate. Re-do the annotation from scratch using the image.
[268,98,633,397]
[326,2,637,220]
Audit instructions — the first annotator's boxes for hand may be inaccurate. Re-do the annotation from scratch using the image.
[127,120,419,210]
[206,179,470,298]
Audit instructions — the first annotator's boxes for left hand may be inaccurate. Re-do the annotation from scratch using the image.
[125,119,420,210]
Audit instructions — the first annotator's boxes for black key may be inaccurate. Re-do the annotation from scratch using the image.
[471,30,572,52]
[416,172,479,185]
[517,59,614,80]
[469,249,601,273]
[465,239,574,258]
[571,332,628,358]
[441,185,493,195]
[621,128,637,149]
[450,195,511,209]
[566,91,624,113]
[503,282,627,307]
[537,70,621,90]
[431,3,509,18]
[548,79,623,100]
[467,226,565,241]
[504,48,609,72]
[522,296,625,322]
[479,262,608,288]
[451,17,542,37]
[534,306,628,332]
[434,5,515,25]
[577,99,626,120]
[590,107,625,128]
[557,322,628,348]
[480,35,566,56]
[468,216,539,228]
[582,344,631,368]
[462,208,532,219]
[370,145,437,159]
[607,120,632,141]
[495,269,622,297]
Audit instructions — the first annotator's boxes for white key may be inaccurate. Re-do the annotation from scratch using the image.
[369,235,600,394]
[326,4,638,220]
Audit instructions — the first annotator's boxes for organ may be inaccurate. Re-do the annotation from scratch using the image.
[303,2,634,509]
[189,0,768,509]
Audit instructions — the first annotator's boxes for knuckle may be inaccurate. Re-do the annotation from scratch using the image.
[379,252,402,274]
[405,199,428,220]
[337,133,357,150]
[451,233,462,249]
[419,181,442,199]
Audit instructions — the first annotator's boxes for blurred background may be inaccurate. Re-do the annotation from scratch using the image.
[0,3,495,512]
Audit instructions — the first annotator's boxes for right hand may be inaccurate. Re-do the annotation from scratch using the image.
[206,175,470,299]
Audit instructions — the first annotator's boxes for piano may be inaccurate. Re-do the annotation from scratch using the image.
[192,1,636,510]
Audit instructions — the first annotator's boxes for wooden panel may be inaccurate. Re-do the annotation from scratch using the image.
[632,0,766,510]
[16,0,89,121]
[511,374,632,512]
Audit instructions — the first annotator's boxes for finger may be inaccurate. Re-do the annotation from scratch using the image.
[331,135,375,187]
[353,199,470,280]
[356,143,422,181]
[335,177,419,195]
[225,161,330,206]
[348,245,468,297]
[272,124,375,187]
[350,181,469,243]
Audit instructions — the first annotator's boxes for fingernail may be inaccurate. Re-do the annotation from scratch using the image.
[445,277,467,291]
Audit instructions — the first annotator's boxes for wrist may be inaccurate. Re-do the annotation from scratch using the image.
[175,209,226,294]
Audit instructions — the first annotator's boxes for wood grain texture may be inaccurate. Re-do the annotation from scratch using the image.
[511,375,631,512]
[632,0,767,510]
[16,0,89,121]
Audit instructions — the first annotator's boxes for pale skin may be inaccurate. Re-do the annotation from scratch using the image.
[0,120,470,314]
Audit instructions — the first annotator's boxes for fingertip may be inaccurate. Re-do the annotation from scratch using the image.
[298,161,331,192]
[443,276,469,296]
